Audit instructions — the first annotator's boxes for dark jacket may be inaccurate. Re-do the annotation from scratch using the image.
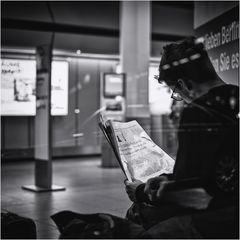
[173,84,239,181]
[136,84,239,202]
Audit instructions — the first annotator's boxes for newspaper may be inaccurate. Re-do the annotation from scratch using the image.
[99,116,175,183]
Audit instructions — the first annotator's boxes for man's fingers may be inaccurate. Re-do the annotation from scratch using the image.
[144,179,154,194]
[124,179,130,185]
[144,179,158,202]
[148,194,153,202]
[156,182,166,198]
[143,177,169,202]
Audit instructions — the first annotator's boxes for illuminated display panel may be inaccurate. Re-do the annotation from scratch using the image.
[148,64,172,114]
[51,61,69,116]
[1,59,69,116]
[1,59,36,116]
[103,73,125,98]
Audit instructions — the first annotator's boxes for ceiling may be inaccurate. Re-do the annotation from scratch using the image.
[2,1,194,56]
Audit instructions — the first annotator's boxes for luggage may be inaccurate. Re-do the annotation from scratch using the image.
[51,210,146,239]
[52,207,238,239]
[1,211,37,239]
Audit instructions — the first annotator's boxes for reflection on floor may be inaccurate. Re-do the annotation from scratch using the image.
[1,157,131,239]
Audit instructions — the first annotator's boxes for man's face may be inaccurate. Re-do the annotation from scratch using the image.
[168,80,194,104]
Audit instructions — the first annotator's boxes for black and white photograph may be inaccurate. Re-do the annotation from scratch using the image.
[1,1,239,239]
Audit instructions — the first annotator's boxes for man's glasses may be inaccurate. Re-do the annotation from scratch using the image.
[154,75,183,101]
[171,84,183,101]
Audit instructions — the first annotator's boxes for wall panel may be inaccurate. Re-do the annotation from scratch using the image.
[75,58,100,147]
[4,117,29,149]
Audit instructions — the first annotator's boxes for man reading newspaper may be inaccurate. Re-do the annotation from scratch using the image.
[124,37,239,231]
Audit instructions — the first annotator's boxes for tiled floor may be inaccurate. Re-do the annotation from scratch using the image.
[1,157,131,239]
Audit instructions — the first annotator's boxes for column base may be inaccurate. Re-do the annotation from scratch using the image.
[22,185,66,192]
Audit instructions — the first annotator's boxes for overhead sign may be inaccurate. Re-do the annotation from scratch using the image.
[195,6,239,85]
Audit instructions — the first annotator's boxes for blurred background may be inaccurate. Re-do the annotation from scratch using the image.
[1,1,239,239]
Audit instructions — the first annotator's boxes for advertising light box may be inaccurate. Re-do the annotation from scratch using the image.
[1,59,69,116]
[51,61,69,116]
[1,59,36,116]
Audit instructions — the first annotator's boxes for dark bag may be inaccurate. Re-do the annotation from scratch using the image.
[51,210,146,239]
[1,211,37,239]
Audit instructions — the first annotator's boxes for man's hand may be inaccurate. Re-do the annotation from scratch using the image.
[124,179,143,202]
[144,175,169,202]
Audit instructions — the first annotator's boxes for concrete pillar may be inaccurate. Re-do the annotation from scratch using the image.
[22,44,65,192]
[120,1,151,130]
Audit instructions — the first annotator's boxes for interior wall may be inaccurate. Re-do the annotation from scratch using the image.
[1,56,117,160]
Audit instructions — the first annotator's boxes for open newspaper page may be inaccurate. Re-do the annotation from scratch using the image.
[109,120,175,183]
